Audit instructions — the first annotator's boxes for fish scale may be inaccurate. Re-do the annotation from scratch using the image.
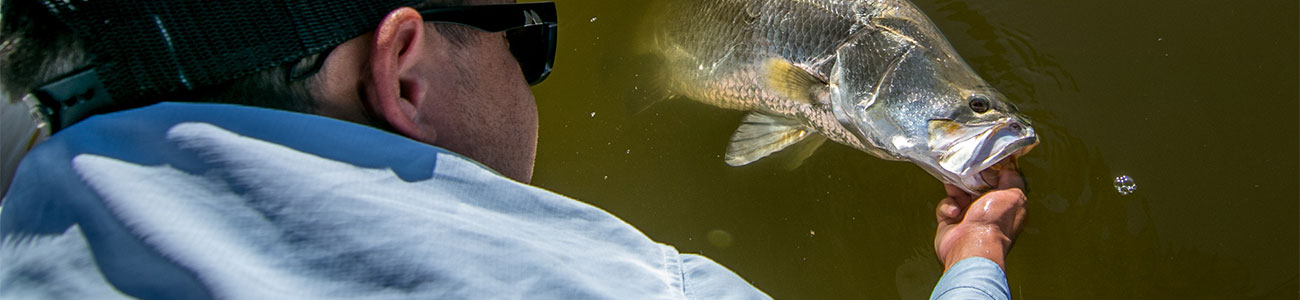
[652,0,875,151]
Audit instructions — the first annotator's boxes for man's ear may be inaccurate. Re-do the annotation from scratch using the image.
[363,7,434,142]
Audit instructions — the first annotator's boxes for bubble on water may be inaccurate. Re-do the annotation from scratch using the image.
[1114,175,1137,195]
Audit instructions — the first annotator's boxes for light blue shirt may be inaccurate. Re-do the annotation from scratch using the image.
[1,102,1011,299]
[0,103,770,299]
[931,257,1012,300]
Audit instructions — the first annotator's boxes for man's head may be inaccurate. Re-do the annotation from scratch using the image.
[0,0,552,183]
[321,3,541,182]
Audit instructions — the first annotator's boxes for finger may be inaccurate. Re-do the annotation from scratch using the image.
[936,197,962,222]
[997,166,1026,191]
[981,189,1027,210]
[943,184,964,197]
[977,188,1028,240]
[944,184,974,202]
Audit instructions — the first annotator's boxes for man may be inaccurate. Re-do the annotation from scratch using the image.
[0,0,1026,299]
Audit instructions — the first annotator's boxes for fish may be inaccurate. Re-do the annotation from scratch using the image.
[633,0,1039,193]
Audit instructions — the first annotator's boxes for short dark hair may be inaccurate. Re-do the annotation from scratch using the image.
[0,0,475,115]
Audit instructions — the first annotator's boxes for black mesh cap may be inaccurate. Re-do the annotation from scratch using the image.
[38,0,427,104]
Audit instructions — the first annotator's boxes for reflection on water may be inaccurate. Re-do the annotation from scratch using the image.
[894,248,942,300]
[530,0,1299,298]
[707,229,735,248]
[1017,121,1095,213]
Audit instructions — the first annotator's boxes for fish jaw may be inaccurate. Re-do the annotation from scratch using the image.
[925,117,1038,194]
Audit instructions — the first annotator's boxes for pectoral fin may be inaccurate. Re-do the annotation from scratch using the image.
[763,58,824,104]
[725,113,816,166]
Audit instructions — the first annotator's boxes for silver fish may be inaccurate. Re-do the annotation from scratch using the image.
[636,0,1039,193]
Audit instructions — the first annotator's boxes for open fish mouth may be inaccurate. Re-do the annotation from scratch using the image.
[928,118,1038,193]
[973,141,1035,190]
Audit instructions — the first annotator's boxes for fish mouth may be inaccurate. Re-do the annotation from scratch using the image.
[927,118,1038,194]
[970,135,1036,191]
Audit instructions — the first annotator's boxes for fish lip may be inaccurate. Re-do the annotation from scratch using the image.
[933,119,1038,194]
[968,134,1037,190]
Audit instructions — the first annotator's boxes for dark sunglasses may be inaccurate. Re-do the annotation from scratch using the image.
[419,2,557,85]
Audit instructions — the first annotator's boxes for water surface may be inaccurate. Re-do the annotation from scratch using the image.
[528,0,1299,298]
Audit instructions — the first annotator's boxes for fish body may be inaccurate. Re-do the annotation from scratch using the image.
[640,0,1038,193]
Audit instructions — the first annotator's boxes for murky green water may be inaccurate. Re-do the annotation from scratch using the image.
[527,0,1299,298]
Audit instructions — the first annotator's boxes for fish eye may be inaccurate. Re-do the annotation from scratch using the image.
[968,95,990,113]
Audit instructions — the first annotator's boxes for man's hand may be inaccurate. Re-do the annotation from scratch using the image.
[934,164,1027,271]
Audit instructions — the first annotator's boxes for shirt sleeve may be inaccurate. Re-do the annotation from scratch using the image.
[930,257,1011,300]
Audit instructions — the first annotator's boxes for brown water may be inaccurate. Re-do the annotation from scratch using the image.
[527,0,1299,298]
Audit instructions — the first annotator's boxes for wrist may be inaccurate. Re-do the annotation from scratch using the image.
[941,225,1011,271]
